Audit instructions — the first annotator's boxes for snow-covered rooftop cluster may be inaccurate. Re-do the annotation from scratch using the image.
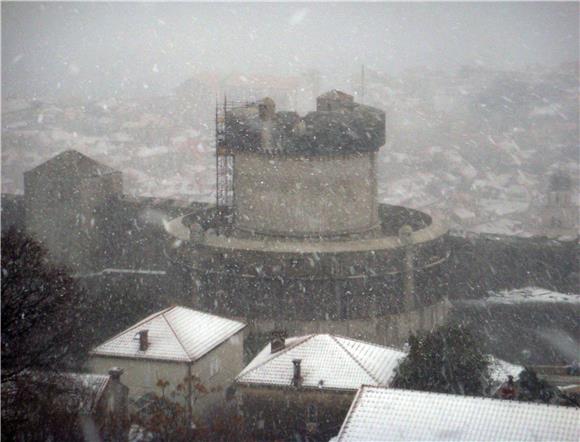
[235,330,526,394]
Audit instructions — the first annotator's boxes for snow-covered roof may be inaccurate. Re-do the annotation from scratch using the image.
[470,218,532,237]
[486,287,580,305]
[318,89,353,101]
[26,149,118,178]
[479,198,530,217]
[2,372,114,416]
[90,306,246,363]
[75,268,167,278]
[335,386,580,441]
[67,373,111,414]
[235,334,405,391]
[489,357,523,383]
[452,207,476,220]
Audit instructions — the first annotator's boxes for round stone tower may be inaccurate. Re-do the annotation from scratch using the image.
[541,166,578,239]
[231,91,381,238]
[167,91,451,351]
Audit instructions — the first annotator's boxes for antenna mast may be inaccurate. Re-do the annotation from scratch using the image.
[215,94,235,229]
[361,64,365,104]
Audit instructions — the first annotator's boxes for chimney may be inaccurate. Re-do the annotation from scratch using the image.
[107,367,128,437]
[292,359,302,388]
[138,330,149,351]
[259,97,276,152]
[270,330,287,353]
[108,367,124,381]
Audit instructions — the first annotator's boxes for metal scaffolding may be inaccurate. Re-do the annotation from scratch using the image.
[215,97,235,212]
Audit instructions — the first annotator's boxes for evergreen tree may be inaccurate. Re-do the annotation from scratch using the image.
[1,229,100,440]
[1,228,93,382]
[518,368,550,402]
[393,323,491,396]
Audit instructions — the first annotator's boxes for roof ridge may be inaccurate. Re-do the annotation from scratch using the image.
[385,387,580,410]
[172,305,245,326]
[67,372,112,414]
[161,307,194,362]
[30,149,117,174]
[331,335,382,385]
[92,376,112,413]
[331,333,405,353]
[90,306,173,353]
[237,334,315,381]
[337,384,370,441]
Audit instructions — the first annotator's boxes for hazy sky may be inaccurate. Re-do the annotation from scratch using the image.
[2,2,578,99]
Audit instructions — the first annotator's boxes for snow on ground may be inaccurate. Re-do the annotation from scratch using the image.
[469,218,533,237]
[479,198,530,217]
[486,287,580,305]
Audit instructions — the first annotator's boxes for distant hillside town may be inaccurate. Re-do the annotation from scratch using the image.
[3,63,578,239]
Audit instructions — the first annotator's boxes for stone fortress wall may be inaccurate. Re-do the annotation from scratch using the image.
[234,151,378,237]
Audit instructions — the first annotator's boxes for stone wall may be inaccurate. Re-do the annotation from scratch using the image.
[452,301,580,365]
[237,385,355,441]
[241,298,451,359]
[541,190,578,238]
[234,151,378,237]
[224,95,385,155]
[24,167,122,270]
[0,193,24,233]
[447,233,579,298]
[88,357,188,405]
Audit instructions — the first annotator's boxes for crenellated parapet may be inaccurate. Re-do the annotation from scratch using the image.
[223,90,385,155]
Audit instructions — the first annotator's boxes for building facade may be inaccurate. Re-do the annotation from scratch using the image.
[24,150,123,271]
[541,168,578,239]
[235,333,405,441]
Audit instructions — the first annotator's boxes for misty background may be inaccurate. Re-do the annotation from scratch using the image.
[3,2,578,99]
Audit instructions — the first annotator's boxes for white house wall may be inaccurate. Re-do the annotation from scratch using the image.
[88,330,245,417]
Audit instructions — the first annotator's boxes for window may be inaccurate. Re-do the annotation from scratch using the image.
[306,403,318,423]
[229,333,242,346]
[210,356,221,377]
[340,290,352,319]
[256,412,265,430]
